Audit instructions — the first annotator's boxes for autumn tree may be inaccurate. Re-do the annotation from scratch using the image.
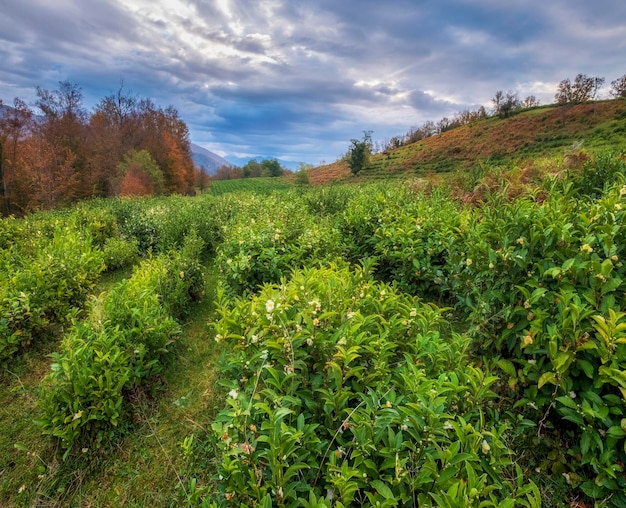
[1,80,199,209]
[215,165,243,180]
[491,90,520,118]
[555,74,605,104]
[135,100,195,194]
[88,83,142,196]
[117,149,164,197]
[22,136,80,209]
[194,167,211,191]
[0,98,33,215]
[610,74,626,99]
[34,81,88,201]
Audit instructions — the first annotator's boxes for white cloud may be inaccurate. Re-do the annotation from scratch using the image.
[0,0,624,164]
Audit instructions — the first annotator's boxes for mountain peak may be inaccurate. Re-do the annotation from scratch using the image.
[190,143,233,175]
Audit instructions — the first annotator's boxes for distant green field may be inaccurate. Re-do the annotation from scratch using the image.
[210,177,292,195]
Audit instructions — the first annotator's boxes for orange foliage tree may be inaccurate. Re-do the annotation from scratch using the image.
[118,165,154,196]
[0,98,33,215]
[0,80,203,214]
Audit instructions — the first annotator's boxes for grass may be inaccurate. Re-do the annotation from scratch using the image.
[210,176,292,196]
[310,99,626,183]
[0,264,223,507]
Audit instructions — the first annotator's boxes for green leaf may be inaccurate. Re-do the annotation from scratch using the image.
[370,480,394,500]
[562,258,576,271]
[259,494,273,508]
[556,396,577,410]
[538,372,557,389]
[552,351,575,375]
[601,277,622,295]
[497,358,517,378]
[13,442,28,452]
[576,358,595,378]
[581,429,592,455]
[580,480,605,499]
[607,426,626,439]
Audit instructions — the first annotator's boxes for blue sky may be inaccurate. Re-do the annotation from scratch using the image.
[1,0,625,167]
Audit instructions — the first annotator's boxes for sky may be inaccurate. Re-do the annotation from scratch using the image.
[1,0,625,168]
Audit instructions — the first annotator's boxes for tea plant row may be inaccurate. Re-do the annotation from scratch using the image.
[204,153,626,506]
[1,151,626,505]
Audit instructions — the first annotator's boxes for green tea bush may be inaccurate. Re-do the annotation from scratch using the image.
[38,235,205,454]
[66,204,120,249]
[434,175,626,504]
[111,196,221,255]
[110,232,205,320]
[0,215,23,251]
[370,190,463,301]
[102,237,140,271]
[205,264,540,506]
[37,325,131,453]
[573,150,626,198]
[0,227,105,362]
[499,184,626,504]
[215,195,343,294]
[451,190,580,349]
[299,185,356,217]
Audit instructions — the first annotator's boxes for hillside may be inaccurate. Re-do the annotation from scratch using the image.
[309,100,626,184]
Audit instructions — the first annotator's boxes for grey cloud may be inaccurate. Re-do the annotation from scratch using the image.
[1,0,625,165]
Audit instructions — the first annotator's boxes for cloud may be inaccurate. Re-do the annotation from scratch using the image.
[0,0,624,165]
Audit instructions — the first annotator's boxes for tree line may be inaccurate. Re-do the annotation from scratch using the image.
[0,81,204,216]
[212,158,285,180]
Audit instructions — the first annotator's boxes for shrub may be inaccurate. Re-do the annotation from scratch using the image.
[215,195,343,294]
[102,237,139,271]
[37,235,205,455]
[111,195,221,255]
[205,264,540,506]
[370,189,463,301]
[573,150,626,198]
[0,228,105,362]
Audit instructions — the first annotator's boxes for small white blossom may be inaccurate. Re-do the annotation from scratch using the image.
[481,439,490,454]
[266,299,275,313]
[228,389,239,400]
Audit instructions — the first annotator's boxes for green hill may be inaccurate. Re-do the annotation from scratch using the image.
[310,99,626,184]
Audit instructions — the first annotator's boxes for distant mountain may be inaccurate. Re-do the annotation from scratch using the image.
[190,143,233,175]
